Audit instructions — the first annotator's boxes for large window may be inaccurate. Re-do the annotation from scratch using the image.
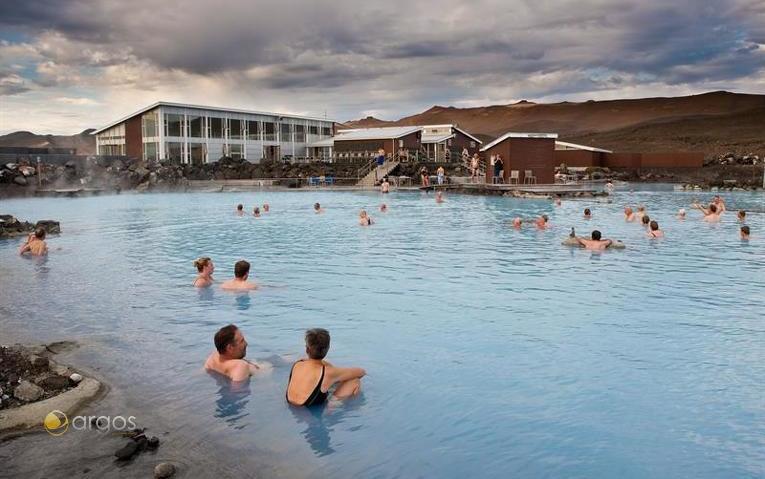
[308,125,318,135]
[247,120,260,141]
[143,142,158,161]
[142,111,159,138]
[189,143,205,165]
[280,123,292,142]
[165,114,183,137]
[188,115,204,138]
[208,117,224,138]
[230,119,243,140]
[321,126,331,136]
[294,124,305,143]
[167,142,183,163]
[230,144,243,160]
[263,122,275,141]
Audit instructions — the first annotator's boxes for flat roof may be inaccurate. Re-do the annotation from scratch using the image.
[555,141,613,153]
[93,101,335,135]
[308,138,335,148]
[333,126,421,141]
[480,132,558,151]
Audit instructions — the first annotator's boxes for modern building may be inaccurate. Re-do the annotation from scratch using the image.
[480,132,558,184]
[307,124,481,162]
[93,101,335,164]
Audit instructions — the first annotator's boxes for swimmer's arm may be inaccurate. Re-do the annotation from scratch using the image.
[574,237,587,247]
[604,239,613,247]
[18,242,31,255]
[244,359,261,370]
[329,366,366,384]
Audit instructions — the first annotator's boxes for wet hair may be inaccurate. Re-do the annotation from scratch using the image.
[305,328,330,360]
[592,230,602,240]
[237,204,243,211]
[34,228,46,239]
[650,220,659,231]
[584,208,591,215]
[234,260,250,279]
[214,324,239,354]
[194,257,212,272]
[254,207,260,214]
[741,225,750,235]
[738,210,746,219]
[542,215,549,222]
[314,202,321,210]
[641,215,650,225]
[638,206,645,212]
[709,204,717,213]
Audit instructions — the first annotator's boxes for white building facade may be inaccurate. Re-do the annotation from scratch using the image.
[93,102,335,164]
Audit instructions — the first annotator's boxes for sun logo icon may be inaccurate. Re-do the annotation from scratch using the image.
[44,410,69,436]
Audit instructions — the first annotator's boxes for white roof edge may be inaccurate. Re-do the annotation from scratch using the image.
[480,132,558,151]
[420,124,482,144]
[92,101,336,135]
[452,126,483,144]
[555,140,613,153]
[334,126,421,140]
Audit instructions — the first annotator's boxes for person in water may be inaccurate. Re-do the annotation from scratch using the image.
[575,230,614,250]
[712,195,726,213]
[740,225,750,240]
[647,220,664,238]
[193,257,215,287]
[535,215,549,229]
[204,324,264,382]
[583,208,592,219]
[641,214,651,229]
[512,217,522,229]
[380,203,388,213]
[624,207,636,222]
[381,177,390,194]
[253,207,261,217]
[737,210,746,222]
[636,206,647,221]
[314,202,325,214]
[677,208,686,220]
[19,228,48,256]
[693,202,721,222]
[236,204,244,216]
[554,197,562,207]
[263,203,270,213]
[221,260,257,291]
[435,191,445,203]
[359,209,373,226]
[286,328,365,407]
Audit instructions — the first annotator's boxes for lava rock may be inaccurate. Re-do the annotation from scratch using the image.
[147,436,160,449]
[13,380,44,402]
[154,462,176,479]
[13,176,28,186]
[35,220,61,235]
[114,440,139,460]
[29,354,49,369]
[38,375,69,390]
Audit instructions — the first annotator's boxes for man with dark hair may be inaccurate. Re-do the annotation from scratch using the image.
[19,228,48,256]
[221,260,257,290]
[693,202,721,222]
[647,220,664,238]
[741,225,750,240]
[575,230,614,250]
[236,204,244,216]
[286,328,365,407]
[204,324,265,381]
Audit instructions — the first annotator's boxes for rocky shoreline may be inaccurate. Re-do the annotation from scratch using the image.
[1,155,762,198]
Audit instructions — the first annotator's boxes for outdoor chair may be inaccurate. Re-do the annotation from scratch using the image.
[509,170,520,184]
[324,176,335,186]
[308,176,319,187]
[524,170,537,184]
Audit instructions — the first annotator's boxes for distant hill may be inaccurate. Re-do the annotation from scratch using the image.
[345,91,765,155]
[0,129,96,155]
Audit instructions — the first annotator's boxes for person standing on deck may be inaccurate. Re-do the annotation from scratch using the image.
[374,148,386,183]
[436,166,445,185]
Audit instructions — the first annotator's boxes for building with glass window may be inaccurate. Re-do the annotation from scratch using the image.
[93,102,335,164]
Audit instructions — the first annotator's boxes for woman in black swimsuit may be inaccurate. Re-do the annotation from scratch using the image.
[286,328,366,407]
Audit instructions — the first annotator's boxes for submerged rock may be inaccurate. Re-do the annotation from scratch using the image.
[154,462,176,478]
[114,440,139,460]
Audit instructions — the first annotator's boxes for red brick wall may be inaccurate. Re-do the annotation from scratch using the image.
[483,137,556,183]
[553,150,602,167]
[125,116,142,159]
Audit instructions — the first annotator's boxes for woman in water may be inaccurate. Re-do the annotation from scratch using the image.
[193,257,215,288]
[253,207,261,217]
[359,209,373,226]
[286,328,365,407]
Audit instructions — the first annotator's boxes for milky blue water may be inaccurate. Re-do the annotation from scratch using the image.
[1,187,763,478]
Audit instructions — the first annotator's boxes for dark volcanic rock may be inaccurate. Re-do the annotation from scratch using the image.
[114,440,139,460]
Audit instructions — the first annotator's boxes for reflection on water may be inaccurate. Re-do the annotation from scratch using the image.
[210,372,251,430]
[234,292,251,310]
[289,395,367,457]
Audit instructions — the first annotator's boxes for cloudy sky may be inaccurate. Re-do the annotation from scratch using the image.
[1,0,764,134]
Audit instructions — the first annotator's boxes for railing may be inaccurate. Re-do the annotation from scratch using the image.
[356,158,376,179]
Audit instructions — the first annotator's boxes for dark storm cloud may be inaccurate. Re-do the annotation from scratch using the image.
[1,0,764,104]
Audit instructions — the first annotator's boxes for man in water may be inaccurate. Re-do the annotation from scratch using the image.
[253,207,261,217]
[641,215,651,229]
[19,228,48,256]
[512,217,522,229]
[740,225,750,240]
[381,177,390,193]
[435,191,445,203]
[263,203,270,213]
[713,195,726,213]
[575,230,613,250]
[204,324,264,382]
[737,210,746,222]
[636,205,647,221]
[380,203,388,213]
[583,208,592,219]
[624,207,636,222]
[535,215,549,229]
[693,202,721,222]
[314,202,325,214]
[647,220,664,238]
[677,208,686,220]
[236,204,244,216]
[221,260,258,291]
